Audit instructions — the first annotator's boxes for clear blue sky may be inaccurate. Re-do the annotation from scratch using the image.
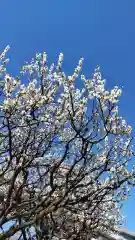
[0,0,135,232]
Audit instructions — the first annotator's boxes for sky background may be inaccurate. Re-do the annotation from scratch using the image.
[0,0,135,232]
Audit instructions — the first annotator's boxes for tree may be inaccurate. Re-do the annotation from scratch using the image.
[0,46,134,239]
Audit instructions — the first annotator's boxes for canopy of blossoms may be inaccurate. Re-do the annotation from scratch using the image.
[0,46,134,239]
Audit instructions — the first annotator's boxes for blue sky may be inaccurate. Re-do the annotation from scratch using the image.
[0,0,135,232]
